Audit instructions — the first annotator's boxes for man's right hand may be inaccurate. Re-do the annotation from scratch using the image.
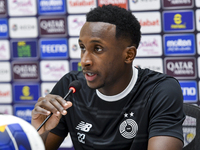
[31,94,72,134]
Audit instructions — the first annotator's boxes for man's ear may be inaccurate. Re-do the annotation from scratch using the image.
[124,46,137,64]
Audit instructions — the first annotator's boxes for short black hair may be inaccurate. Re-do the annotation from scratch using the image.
[86,4,141,48]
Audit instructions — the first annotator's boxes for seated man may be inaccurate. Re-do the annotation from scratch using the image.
[31,4,185,150]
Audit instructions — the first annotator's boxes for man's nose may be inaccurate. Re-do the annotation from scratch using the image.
[81,51,93,67]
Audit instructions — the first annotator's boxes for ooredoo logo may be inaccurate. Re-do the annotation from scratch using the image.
[165,57,196,79]
[67,0,96,14]
[39,16,67,37]
[0,62,11,82]
[69,37,81,58]
[9,17,38,38]
[133,58,163,73]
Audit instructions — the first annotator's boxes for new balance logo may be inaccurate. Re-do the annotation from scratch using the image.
[76,121,92,132]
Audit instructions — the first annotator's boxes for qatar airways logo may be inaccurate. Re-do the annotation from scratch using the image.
[137,35,162,56]
[163,0,193,9]
[40,60,69,81]
[165,57,196,79]
[0,0,6,15]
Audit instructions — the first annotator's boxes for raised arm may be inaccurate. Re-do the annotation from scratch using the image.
[31,94,72,150]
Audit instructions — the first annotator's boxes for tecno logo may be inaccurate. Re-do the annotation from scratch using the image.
[0,24,7,32]
[182,87,196,96]
[179,81,197,102]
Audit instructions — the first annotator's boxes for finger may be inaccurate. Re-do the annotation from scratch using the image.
[38,98,61,116]
[32,105,51,116]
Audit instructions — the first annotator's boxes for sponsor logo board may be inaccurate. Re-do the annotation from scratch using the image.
[0,0,7,16]
[0,83,12,103]
[11,40,38,59]
[164,34,195,55]
[179,81,197,102]
[70,60,81,71]
[165,57,196,79]
[13,83,40,103]
[67,0,96,14]
[39,16,67,37]
[68,15,86,36]
[0,18,8,38]
[162,0,193,9]
[8,0,37,16]
[133,58,163,73]
[38,0,66,14]
[69,37,81,58]
[0,105,13,114]
[12,61,39,81]
[0,62,11,82]
[0,40,10,60]
[14,105,35,123]
[98,0,127,9]
[40,38,68,59]
[133,12,161,34]
[137,35,162,57]
[129,0,160,11]
[163,10,194,32]
[41,82,56,97]
[40,60,69,81]
[9,17,38,38]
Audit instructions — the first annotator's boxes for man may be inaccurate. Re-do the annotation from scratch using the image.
[31,5,185,150]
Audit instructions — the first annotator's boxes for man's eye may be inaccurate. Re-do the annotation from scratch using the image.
[95,47,103,52]
[80,47,86,51]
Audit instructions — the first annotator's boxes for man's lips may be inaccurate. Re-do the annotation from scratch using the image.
[83,72,97,81]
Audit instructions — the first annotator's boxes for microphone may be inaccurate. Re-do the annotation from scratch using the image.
[37,80,82,132]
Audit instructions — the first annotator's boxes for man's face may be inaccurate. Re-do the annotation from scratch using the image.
[79,22,129,92]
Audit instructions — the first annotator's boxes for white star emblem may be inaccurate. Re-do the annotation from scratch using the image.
[124,113,128,118]
[130,112,134,117]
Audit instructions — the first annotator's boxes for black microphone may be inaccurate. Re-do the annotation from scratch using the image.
[37,80,82,132]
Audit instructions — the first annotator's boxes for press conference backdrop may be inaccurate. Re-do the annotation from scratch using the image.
[0,0,199,149]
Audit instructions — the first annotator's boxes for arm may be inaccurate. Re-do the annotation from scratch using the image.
[41,131,65,150]
[148,78,185,150]
[31,94,72,149]
[148,136,183,150]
